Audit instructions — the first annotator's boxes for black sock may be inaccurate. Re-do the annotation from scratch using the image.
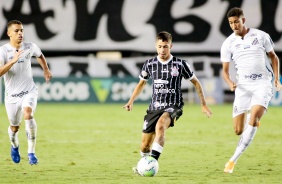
[151,150,161,160]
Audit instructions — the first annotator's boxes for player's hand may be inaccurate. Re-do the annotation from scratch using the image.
[229,82,236,91]
[11,50,24,64]
[201,105,212,118]
[123,103,133,111]
[44,70,52,84]
[274,80,282,91]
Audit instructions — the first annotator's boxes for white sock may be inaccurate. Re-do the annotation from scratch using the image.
[140,151,150,157]
[152,142,163,153]
[8,126,19,148]
[25,119,37,153]
[230,124,257,162]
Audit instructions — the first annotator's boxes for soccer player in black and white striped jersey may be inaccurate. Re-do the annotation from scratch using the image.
[123,31,212,173]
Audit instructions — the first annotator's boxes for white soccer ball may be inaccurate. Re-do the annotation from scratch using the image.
[137,156,159,177]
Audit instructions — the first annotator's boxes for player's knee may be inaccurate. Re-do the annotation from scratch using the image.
[23,114,33,120]
[249,117,260,126]
[156,113,170,131]
[234,128,243,135]
[23,107,33,120]
[10,125,20,132]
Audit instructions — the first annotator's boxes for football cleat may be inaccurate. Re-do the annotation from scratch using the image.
[28,153,38,165]
[11,146,21,163]
[224,161,235,173]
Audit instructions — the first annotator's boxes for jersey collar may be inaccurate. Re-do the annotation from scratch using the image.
[157,55,173,64]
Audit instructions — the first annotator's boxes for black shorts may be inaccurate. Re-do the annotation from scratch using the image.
[142,106,183,133]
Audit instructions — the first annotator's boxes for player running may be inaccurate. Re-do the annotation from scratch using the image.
[0,20,52,165]
[123,31,212,174]
[221,7,282,173]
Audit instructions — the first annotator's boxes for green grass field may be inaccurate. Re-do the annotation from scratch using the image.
[0,103,282,184]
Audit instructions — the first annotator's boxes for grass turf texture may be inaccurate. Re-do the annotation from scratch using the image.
[0,103,282,184]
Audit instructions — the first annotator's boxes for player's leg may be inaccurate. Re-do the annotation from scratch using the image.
[225,83,270,173]
[133,132,155,174]
[151,112,171,160]
[151,106,182,160]
[224,85,250,173]
[140,132,155,157]
[22,92,38,165]
[5,102,23,163]
[230,83,273,163]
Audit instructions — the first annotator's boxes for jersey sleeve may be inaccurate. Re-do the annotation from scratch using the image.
[220,40,232,62]
[31,43,42,57]
[182,60,194,80]
[139,60,151,81]
[263,32,274,53]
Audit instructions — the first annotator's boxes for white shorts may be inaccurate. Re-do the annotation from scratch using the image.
[233,83,273,117]
[5,92,38,126]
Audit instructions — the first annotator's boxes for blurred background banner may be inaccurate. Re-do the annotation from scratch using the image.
[0,0,281,52]
[34,76,152,103]
[0,0,282,105]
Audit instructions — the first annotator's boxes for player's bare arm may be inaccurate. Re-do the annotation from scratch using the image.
[268,50,282,91]
[190,77,212,118]
[0,50,24,76]
[123,79,146,111]
[36,54,52,84]
[222,62,236,91]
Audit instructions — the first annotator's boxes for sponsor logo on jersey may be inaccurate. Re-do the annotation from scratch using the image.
[172,61,182,65]
[11,91,29,98]
[18,59,24,63]
[243,45,250,49]
[153,102,168,108]
[250,33,257,37]
[154,79,168,84]
[154,88,175,94]
[153,101,160,107]
[164,107,174,112]
[244,73,262,80]
[141,70,148,77]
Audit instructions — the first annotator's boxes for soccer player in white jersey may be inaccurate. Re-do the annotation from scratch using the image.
[221,7,282,173]
[123,31,212,174]
[0,20,52,165]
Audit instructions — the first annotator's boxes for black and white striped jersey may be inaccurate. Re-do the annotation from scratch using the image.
[139,55,194,111]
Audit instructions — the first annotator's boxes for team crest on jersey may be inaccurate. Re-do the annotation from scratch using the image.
[25,53,31,59]
[171,66,179,76]
[252,38,259,45]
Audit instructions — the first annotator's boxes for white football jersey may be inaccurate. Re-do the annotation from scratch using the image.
[220,28,274,85]
[0,42,41,103]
